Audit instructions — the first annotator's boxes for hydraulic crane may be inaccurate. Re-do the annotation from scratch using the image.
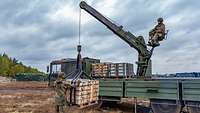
[79,2,185,113]
[47,2,200,112]
[80,1,155,78]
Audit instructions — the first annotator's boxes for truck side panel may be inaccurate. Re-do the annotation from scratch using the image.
[125,80,179,100]
[182,80,200,101]
[99,80,124,97]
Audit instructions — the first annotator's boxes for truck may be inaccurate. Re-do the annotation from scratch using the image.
[48,57,100,86]
[48,1,200,113]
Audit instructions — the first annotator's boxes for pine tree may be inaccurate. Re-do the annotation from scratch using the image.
[0,53,10,77]
[0,53,42,77]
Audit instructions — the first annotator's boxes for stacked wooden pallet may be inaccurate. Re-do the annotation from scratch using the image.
[92,62,134,78]
[65,79,99,108]
[91,63,110,77]
[110,63,134,78]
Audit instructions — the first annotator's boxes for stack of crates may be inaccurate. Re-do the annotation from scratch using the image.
[110,63,134,78]
[65,79,99,108]
[91,63,111,77]
[91,62,134,78]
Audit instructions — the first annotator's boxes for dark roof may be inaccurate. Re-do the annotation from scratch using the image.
[51,58,76,64]
[50,57,100,64]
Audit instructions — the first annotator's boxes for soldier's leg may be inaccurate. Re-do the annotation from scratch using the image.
[55,105,59,113]
[65,104,70,113]
[148,30,156,45]
[149,30,154,37]
[59,105,64,113]
[157,33,164,41]
[152,34,160,45]
[152,35,157,43]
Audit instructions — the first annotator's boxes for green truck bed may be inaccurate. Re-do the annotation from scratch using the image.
[125,80,179,100]
[99,79,200,102]
[99,79,124,97]
[182,80,200,101]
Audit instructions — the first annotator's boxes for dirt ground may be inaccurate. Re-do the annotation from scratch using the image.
[0,82,150,113]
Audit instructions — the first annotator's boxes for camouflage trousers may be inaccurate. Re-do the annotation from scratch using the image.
[149,32,164,45]
[56,105,64,113]
[55,95,65,113]
[55,105,70,113]
[153,33,163,41]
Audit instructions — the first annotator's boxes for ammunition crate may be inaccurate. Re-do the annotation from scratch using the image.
[91,63,111,77]
[110,63,134,78]
[65,79,99,107]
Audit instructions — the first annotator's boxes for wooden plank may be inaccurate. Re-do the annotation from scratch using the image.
[78,101,98,108]
[65,79,99,107]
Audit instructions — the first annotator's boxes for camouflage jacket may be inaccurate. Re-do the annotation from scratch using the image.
[54,80,67,105]
[154,23,165,34]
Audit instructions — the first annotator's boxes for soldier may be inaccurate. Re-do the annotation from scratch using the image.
[148,17,166,46]
[54,72,67,113]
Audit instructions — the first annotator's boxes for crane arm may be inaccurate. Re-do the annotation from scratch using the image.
[80,1,149,56]
[80,1,153,77]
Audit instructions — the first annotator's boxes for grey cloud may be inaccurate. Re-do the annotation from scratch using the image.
[82,21,112,37]
[0,0,48,26]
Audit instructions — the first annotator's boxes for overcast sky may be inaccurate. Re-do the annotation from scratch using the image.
[0,0,199,74]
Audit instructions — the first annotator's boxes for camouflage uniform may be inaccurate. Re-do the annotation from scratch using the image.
[54,72,67,113]
[149,18,165,46]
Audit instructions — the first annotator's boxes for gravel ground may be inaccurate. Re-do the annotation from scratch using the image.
[0,81,149,113]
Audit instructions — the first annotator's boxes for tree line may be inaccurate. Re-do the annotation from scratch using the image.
[0,53,41,77]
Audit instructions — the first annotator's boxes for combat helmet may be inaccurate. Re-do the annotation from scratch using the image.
[157,17,163,23]
[58,72,65,80]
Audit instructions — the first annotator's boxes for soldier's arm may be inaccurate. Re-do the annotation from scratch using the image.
[155,25,165,33]
[53,81,57,88]
[160,24,165,33]
[152,25,157,31]
[61,82,70,92]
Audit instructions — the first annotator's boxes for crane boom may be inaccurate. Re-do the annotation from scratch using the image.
[80,1,154,77]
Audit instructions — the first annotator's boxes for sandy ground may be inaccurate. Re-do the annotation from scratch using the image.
[0,82,149,113]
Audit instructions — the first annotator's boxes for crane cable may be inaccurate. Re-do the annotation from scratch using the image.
[78,4,82,45]
[76,2,82,70]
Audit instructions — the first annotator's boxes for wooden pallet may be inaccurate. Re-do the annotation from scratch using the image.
[109,63,134,78]
[78,100,98,108]
[92,63,111,78]
[64,79,99,108]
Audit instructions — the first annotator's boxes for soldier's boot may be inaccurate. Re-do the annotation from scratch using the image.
[153,40,160,47]
[65,105,70,113]
[147,38,153,46]
[150,38,160,47]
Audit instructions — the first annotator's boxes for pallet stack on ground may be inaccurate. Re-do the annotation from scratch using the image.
[65,79,99,108]
[91,63,111,77]
[110,63,134,78]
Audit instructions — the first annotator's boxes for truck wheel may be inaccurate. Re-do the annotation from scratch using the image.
[99,100,117,107]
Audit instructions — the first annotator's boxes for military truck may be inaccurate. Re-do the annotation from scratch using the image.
[48,57,100,86]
